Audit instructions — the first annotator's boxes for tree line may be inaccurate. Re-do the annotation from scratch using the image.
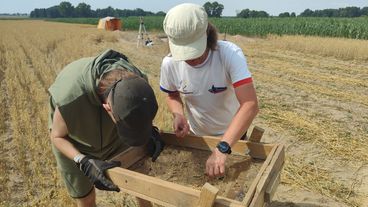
[29,1,367,18]
[299,7,368,17]
[203,2,368,18]
[0,13,28,17]
[237,7,368,18]
[30,2,165,18]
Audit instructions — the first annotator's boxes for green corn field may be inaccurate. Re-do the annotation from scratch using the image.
[47,16,368,39]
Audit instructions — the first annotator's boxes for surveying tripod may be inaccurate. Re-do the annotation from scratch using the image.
[137,17,152,47]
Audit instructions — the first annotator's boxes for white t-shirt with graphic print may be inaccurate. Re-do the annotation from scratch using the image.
[160,40,252,136]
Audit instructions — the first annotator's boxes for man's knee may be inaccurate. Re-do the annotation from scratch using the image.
[76,188,96,207]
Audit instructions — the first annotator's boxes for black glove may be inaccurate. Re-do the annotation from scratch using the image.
[77,156,121,192]
[147,126,165,162]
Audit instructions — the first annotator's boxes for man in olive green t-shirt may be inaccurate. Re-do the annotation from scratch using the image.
[49,49,163,207]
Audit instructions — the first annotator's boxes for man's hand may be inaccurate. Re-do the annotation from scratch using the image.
[147,126,165,162]
[173,113,190,137]
[205,148,227,178]
[77,156,121,192]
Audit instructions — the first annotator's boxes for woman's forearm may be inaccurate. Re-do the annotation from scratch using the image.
[166,93,185,116]
[222,101,259,146]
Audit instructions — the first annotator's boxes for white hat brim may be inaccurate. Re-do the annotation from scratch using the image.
[168,33,207,61]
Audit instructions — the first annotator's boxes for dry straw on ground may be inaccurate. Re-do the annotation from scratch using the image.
[268,35,368,61]
[0,20,367,207]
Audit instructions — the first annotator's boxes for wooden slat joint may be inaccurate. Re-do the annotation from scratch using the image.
[197,183,219,207]
[249,126,265,143]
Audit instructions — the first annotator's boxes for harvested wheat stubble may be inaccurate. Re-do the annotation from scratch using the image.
[129,145,263,201]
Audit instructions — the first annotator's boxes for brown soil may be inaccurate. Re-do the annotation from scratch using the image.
[129,145,263,201]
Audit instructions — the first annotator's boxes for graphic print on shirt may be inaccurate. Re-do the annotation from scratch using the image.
[178,80,194,94]
[208,85,227,94]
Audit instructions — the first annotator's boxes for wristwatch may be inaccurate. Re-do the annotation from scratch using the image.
[73,153,86,164]
[216,141,232,154]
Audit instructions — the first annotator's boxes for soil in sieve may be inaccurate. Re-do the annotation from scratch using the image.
[129,145,264,201]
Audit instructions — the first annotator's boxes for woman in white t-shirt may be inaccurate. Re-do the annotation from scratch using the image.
[160,3,259,178]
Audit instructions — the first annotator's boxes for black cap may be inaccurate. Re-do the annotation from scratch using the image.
[110,76,158,146]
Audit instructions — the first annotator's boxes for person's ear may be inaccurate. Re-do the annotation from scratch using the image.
[103,101,118,123]
[102,102,112,113]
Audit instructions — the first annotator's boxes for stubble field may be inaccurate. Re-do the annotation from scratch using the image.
[0,20,367,207]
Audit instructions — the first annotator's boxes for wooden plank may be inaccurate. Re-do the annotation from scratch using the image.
[161,132,274,159]
[242,145,278,206]
[110,146,147,168]
[136,198,154,207]
[107,167,244,207]
[111,146,154,206]
[249,145,285,207]
[249,126,265,143]
[256,145,284,194]
[264,173,281,203]
[197,183,219,207]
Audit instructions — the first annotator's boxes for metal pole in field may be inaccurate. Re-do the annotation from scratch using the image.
[137,17,144,48]
[137,17,153,48]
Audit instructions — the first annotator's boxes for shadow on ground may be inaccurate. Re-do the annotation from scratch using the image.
[270,201,325,207]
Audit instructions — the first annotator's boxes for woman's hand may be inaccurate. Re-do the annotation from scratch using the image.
[205,148,227,178]
[173,113,189,137]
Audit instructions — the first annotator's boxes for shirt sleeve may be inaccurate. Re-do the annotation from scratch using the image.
[222,42,253,88]
[160,56,178,93]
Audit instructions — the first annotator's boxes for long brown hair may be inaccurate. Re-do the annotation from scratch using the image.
[207,22,218,51]
[97,69,137,102]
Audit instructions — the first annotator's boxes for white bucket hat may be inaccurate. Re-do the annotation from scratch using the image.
[163,3,208,61]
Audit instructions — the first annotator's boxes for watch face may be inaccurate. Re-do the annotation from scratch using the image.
[218,142,229,153]
[219,143,228,152]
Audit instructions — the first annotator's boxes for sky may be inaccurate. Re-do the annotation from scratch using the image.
[1,0,367,16]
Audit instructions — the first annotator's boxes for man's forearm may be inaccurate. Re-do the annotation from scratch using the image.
[51,136,82,160]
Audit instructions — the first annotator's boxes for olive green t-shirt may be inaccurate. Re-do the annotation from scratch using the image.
[48,49,147,156]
